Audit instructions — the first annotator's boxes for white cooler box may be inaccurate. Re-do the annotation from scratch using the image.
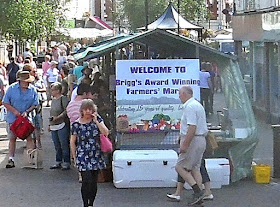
[113,150,178,188]
[184,164,223,189]
[184,158,230,189]
[205,158,230,185]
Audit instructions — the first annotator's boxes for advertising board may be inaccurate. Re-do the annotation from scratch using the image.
[116,59,200,130]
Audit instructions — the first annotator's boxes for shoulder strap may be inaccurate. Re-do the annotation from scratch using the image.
[60,96,67,110]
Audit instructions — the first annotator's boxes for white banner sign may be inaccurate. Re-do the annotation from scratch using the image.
[116,59,200,125]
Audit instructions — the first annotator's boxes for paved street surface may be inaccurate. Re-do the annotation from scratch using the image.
[0,95,280,207]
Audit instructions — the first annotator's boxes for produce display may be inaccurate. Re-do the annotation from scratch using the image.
[117,113,180,133]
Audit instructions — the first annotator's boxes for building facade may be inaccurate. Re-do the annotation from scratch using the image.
[206,0,234,29]
[232,0,280,123]
[63,0,90,20]
[89,0,114,27]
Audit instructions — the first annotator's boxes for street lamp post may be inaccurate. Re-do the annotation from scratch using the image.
[177,0,180,34]
[145,0,148,31]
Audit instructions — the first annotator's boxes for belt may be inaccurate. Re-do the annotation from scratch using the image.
[180,134,205,137]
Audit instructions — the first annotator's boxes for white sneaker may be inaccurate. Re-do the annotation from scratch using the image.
[166,194,180,201]
[203,194,214,200]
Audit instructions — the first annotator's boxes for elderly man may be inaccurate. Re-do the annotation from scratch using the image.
[175,85,208,205]
[3,71,39,168]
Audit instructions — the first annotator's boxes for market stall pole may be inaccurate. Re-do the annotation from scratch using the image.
[272,125,280,178]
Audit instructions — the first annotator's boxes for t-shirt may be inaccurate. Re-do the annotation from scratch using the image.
[180,97,208,137]
[199,71,210,89]
[7,62,20,84]
[71,87,78,101]
[46,68,60,83]
[49,96,69,125]
[3,82,39,123]
[42,62,51,76]
[66,99,82,124]
[73,65,84,80]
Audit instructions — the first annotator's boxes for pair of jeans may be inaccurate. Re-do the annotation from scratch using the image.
[51,125,70,163]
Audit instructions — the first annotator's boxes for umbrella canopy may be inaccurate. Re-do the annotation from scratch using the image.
[56,28,113,39]
[138,2,203,31]
[88,16,113,30]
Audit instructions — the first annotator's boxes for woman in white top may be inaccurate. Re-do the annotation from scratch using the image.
[46,61,61,107]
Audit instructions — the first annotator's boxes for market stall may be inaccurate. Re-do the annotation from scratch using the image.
[74,29,257,183]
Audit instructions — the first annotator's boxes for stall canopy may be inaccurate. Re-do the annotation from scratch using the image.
[74,29,232,62]
[138,2,203,31]
[56,27,113,39]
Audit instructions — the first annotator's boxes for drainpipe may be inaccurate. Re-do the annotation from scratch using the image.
[252,41,256,102]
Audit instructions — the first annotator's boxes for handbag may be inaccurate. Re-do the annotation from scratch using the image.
[100,134,113,153]
[10,116,35,140]
[205,131,218,155]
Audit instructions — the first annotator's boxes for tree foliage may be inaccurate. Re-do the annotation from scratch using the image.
[115,0,208,31]
[0,0,65,42]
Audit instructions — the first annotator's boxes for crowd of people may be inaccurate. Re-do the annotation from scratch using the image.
[0,44,219,206]
[1,45,111,207]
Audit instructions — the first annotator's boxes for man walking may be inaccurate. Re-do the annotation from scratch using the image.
[175,85,208,205]
[3,71,39,168]
[6,57,20,85]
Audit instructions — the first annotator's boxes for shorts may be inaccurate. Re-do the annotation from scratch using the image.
[6,123,16,140]
[177,158,210,184]
[32,114,42,129]
[176,135,206,171]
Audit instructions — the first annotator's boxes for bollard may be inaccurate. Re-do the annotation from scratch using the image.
[271,125,280,178]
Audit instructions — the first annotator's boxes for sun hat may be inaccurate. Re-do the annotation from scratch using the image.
[16,71,35,82]
[51,60,58,65]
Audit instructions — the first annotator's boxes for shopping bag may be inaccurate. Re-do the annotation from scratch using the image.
[205,131,218,155]
[0,106,7,122]
[10,116,35,140]
[22,149,43,169]
[100,134,113,153]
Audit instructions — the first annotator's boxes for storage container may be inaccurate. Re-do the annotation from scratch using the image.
[184,164,223,189]
[205,158,230,185]
[254,164,271,184]
[112,150,178,188]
